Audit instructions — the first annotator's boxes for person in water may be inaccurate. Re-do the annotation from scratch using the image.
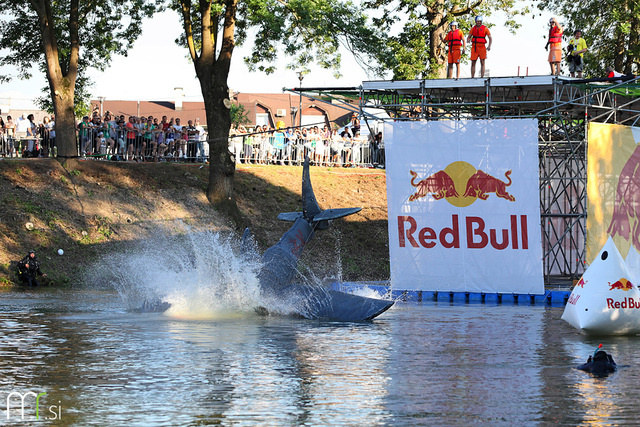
[17,250,46,286]
[577,346,617,377]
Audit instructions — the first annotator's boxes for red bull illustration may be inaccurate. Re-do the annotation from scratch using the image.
[408,161,516,207]
[607,144,640,250]
[463,169,515,201]
[575,277,587,288]
[408,170,458,201]
[609,278,634,291]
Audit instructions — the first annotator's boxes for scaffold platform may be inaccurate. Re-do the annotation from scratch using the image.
[288,75,640,284]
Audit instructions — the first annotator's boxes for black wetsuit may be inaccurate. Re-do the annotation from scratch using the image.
[577,351,617,377]
[17,254,44,286]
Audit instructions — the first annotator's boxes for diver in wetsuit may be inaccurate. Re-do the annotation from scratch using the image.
[17,251,46,286]
[578,350,617,377]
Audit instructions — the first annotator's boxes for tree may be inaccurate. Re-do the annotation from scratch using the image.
[171,0,385,219]
[0,0,154,158]
[230,103,250,127]
[537,0,640,75]
[365,0,527,79]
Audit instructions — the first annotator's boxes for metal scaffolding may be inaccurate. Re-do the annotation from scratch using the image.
[287,75,640,284]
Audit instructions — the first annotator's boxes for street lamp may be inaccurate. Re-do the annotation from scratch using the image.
[296,71,304,128]
[97,96,105,117]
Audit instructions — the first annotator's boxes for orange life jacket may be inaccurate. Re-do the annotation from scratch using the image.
[549,27,562,44]
[470,25,487,45]
[447,29,463,49]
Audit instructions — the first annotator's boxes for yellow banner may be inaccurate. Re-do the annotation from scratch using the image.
[587,123,640,263]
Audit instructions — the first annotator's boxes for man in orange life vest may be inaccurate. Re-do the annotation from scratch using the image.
[441,21,466,79]
[466,16,492,78]
[545,17,563,75]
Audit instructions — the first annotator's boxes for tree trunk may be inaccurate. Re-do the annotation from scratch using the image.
[198,65,241,222]
[49,77,77,157]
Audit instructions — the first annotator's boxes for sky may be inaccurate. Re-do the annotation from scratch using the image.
[0,4,558,110]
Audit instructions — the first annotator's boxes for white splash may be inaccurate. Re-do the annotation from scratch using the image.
[100,227,264,320]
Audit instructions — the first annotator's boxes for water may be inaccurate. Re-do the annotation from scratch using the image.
[3,229,640,426]
[2,289,640,426]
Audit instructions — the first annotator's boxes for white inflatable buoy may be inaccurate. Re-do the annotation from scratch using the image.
[58,249,64,256]
[625,245,640,284]
[562,237,640,335]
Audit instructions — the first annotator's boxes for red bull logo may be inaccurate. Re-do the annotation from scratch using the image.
[408,161,515,207]
[609,278,634,291]
[606,297,640,309]
[397,214,529,250]
[608,145,640,249]
[575,277,586,288]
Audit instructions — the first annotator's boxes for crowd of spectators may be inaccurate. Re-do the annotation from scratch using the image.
[0,110,385,168]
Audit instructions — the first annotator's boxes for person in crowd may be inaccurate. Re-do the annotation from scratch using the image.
[546,17,563,76]
[5,115,16,157]
[442,21,466,79]
[125,116,138,161]
[25,114,39,157]
[17,250,46,286]
[341,126,353,166]
[195,118,207,163]
[39,116,50,157]
[143,117,157,161]
[185,119,198,162]
[350,113,361,134]
[78,115,92,155]
[134,116,146,161]
[330,129,343,167]
[0,116,4,156]
[467,16,492,78]
[16,114,29,137]
[173,118,186,160]
[46,116,56,157]
[243,127,254,163]
[567,30,587,78]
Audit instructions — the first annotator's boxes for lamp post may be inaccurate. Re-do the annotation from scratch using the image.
[296,71,304,128]
[97,96,105,117]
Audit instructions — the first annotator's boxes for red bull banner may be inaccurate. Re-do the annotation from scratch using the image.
[587,123,640,263]
[385,119,543,293]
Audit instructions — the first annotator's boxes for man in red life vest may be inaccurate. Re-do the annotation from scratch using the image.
[441,21,466,79]
[466,16,492,78]
[545,17,563,75]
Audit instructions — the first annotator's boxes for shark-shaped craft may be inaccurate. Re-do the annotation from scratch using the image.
[143,158,393,321]
[253,157,394,321]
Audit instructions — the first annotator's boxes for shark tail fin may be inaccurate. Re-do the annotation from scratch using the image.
[277,157,361,229]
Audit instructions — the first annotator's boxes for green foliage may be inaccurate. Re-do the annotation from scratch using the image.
[231,103,251,126]
[537,0,640,75]
[0,0,157,114]
[366,0,528,79]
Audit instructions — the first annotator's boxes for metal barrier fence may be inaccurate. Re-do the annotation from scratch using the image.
[230,134,385,168]
[0,127,386,168]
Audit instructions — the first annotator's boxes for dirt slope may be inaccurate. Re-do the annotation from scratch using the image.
[0,159,390,286]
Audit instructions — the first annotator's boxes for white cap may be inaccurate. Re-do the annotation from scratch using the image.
[451,21,458,27]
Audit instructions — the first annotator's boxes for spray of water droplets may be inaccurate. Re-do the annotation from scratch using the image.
[91,225,265,319]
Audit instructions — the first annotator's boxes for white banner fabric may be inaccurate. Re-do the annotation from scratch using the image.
[385,119,543,294]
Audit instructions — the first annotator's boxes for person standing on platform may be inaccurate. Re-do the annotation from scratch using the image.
[467,16,491,78]
[441,21,466,79]
[546,17,563,76]
[567,30,587,78]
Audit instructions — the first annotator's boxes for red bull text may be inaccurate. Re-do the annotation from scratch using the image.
[397,214,529,250]
[606,298,640,309]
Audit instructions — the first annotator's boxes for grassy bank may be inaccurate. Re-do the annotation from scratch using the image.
[0,159,390,287]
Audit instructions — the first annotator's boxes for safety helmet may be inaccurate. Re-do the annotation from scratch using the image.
[475,15,483,22]
[451,21,458,27]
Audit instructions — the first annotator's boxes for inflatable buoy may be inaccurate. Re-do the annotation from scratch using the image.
[625,245,640,284]
[562,237,640,335]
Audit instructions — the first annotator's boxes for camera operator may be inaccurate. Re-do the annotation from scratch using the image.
[567,30,588,78]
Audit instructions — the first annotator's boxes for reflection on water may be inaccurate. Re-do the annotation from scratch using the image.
[2,289,640,426]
